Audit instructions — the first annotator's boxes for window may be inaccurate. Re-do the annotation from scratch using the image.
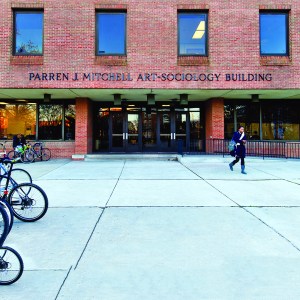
[0,104,36,139]
[64,105,76,140]
[14,10,43,55]
[38,105,63,140]
[260,12,289,56]
[178,12,208,56]
[262,102,299,140]
[96,12,126,55]
[224,104,260,140]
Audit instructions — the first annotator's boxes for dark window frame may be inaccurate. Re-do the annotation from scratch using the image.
[36,101,76,141]
[95,10,127,56]
[177,10,209,57]
[13,9,44,56]
[259,10,289,56]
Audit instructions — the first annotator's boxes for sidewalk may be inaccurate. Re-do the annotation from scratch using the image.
[2,156,300,299]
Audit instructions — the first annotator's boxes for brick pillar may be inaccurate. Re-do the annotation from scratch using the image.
[75,98,93,156]
[205,98,224,153]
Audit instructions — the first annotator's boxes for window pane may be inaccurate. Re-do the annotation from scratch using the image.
[65,105,76,140]
[39,105,62,140]
[97,13,126,55]
[262,103,299,140]
[0,104,36,140]
[178,13,207,55]
[224,104,235,139]
[15,12,43,55]
[236,104,260,140]
[260,13,288,55]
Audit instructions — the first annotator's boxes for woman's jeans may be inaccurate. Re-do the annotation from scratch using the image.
[232,157,245,166]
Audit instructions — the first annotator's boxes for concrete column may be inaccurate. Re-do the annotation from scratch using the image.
[74,98,93,157]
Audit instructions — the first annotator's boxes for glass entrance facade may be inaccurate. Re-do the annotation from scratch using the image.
[93,105,204,153]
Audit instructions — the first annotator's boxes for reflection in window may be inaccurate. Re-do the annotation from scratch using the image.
[262,103,299,140]
[0,104,36,139]
[178,13,208,55]
[236,104,260,140]
[260,12,289,55]
[225,104,260,139]
[96,12,126,55]
[190,109,203,151]
[65,105,76,140]
[38,105,63,140]
[14,11,43,55]
[224,105,235,139]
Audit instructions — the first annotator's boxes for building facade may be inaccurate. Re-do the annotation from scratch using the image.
[0,0,299,158]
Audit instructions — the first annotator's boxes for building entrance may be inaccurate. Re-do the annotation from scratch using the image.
[93,106,204,153]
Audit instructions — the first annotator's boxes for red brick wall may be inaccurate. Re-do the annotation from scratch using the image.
[75,98,93,155]
[2,141,75,159]
[205,98,224,139]
[0,0,299,90]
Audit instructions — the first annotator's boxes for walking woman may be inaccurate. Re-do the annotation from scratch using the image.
[229,126,247,174]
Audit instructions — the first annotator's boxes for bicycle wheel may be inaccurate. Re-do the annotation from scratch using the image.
[41,148,51,161]
[10,169,32,185]
[0,205,8,247]
[7,151,20,161]
[0,202,13,235]
[25,149,35,163]
[19,150,32,164]
[8,183,48,222]
[0,246,24,285]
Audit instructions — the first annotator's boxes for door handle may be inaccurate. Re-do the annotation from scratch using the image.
[126,133,128,140]
[123,133,125,140]
[174,133,176,139]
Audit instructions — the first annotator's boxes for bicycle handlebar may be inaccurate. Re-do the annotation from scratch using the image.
[0,157,21,164]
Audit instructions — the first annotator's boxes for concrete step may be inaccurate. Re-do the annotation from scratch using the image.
[84,153,178,161]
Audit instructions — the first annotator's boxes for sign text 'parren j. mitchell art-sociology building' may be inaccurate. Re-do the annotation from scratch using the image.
[0,0,300,158]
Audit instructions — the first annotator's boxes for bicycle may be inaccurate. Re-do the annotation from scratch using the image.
[0,161,24,285]
[0,206,23,285]
[24,142,51,163]
[0,159,49,222]
[7,144,31,163]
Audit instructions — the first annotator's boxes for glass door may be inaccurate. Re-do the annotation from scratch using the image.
[159,111,173,151]
[142,109,158,151]
[126,113,141,152]
[111,112,125,152]
[174,111,189,151]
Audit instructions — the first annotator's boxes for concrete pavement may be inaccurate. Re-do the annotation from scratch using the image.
[2,156,300,299]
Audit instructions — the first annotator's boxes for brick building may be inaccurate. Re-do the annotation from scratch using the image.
[0,1,299,158]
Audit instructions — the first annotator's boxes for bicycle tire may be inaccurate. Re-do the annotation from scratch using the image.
[25,149,36,163]
[0,246,24,285]
[0,205,8,247]
[20,150,32,164]
[7,151,20,161]
[0,201,13,235]
[41,148,51,161]
[8,183,48,222]
[10,169,32,185]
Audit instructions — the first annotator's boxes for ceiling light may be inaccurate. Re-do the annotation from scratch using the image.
[192,21,205,39]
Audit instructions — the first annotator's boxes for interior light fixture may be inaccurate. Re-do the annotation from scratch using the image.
[113,94,122,106]
[251,94,259,102]
[44,94,51,103]
[15,99,27,102]
[162,104,170,107]
[179,94,189,105]
[192,21,205,39]
[147,94,155,106]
